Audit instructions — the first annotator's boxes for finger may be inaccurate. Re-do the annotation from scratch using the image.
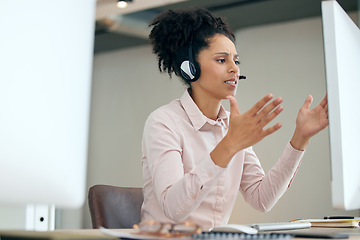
[263,122,283,137]
[320,94,328,108]
[324,103,328,113]
[248,93,274,116]
[256,97,283,122]
[259,105,284,128]
[302,95,313,110]
[227,95,241,115]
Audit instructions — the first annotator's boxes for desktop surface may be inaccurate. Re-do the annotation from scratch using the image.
[0,229,114,240]
[1,228,360,240]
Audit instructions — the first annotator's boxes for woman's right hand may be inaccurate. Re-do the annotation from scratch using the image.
[210,94,283,167]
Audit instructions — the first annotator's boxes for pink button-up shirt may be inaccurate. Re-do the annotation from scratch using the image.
[141,89,304,229]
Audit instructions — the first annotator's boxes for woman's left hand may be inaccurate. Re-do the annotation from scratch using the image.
[290,94,329,150]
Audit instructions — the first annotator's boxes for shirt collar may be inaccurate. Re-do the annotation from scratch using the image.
[180,89,229,131]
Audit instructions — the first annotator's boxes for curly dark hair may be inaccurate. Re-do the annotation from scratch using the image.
[149,8,235,87]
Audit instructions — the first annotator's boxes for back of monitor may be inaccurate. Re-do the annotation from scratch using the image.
[322,0,360,210]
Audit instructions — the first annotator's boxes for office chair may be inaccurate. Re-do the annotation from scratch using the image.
[88,184,143,229]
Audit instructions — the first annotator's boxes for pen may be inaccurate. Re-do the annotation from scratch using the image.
[324,216,355,219]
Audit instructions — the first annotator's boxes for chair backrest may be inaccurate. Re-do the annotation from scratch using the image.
[88,184,144,229]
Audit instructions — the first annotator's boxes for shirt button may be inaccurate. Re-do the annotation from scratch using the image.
[217,119,224,126]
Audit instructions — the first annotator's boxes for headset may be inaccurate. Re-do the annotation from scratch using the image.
[180,41,247,82]
[180,42,200,82]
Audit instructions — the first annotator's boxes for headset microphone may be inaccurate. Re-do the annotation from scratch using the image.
[239,75,246,80]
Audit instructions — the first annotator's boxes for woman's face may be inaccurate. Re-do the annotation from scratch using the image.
[191,34,240,101]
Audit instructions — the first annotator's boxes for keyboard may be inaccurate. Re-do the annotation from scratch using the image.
[193,232,293,239]
[249,221,311,231]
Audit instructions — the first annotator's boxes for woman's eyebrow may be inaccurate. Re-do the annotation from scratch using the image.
[213,52,239,58]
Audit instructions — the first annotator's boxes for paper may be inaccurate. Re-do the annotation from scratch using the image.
[291,219,360,228]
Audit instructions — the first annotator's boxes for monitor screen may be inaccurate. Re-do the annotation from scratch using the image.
[0,0,95,209]
[321,0,360,210]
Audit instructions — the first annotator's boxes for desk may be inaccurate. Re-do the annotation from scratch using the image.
[0,228,360,240]
[276,227,360,239]
[0,229,116,240]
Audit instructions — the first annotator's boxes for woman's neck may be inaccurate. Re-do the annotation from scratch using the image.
[190,89,221,120]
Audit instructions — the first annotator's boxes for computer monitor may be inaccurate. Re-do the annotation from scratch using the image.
[0,0,95,213]
[321,0,360,210]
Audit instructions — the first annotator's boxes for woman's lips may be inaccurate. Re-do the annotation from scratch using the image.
[224,79,237,87]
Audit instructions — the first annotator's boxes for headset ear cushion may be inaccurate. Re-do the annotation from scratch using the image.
[191,60,201,82]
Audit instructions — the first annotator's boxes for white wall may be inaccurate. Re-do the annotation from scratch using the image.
[82,13,359,228]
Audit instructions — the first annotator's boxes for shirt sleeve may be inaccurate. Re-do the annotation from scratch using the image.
[143,110,226,222]
[239,143,304,212]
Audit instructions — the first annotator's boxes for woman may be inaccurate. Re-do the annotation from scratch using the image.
[140,8,328,229]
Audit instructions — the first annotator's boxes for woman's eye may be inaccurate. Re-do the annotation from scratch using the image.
[235,60,240,65]
[217,59,225,63]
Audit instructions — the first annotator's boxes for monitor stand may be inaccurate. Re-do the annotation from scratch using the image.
[26,204,55,231]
